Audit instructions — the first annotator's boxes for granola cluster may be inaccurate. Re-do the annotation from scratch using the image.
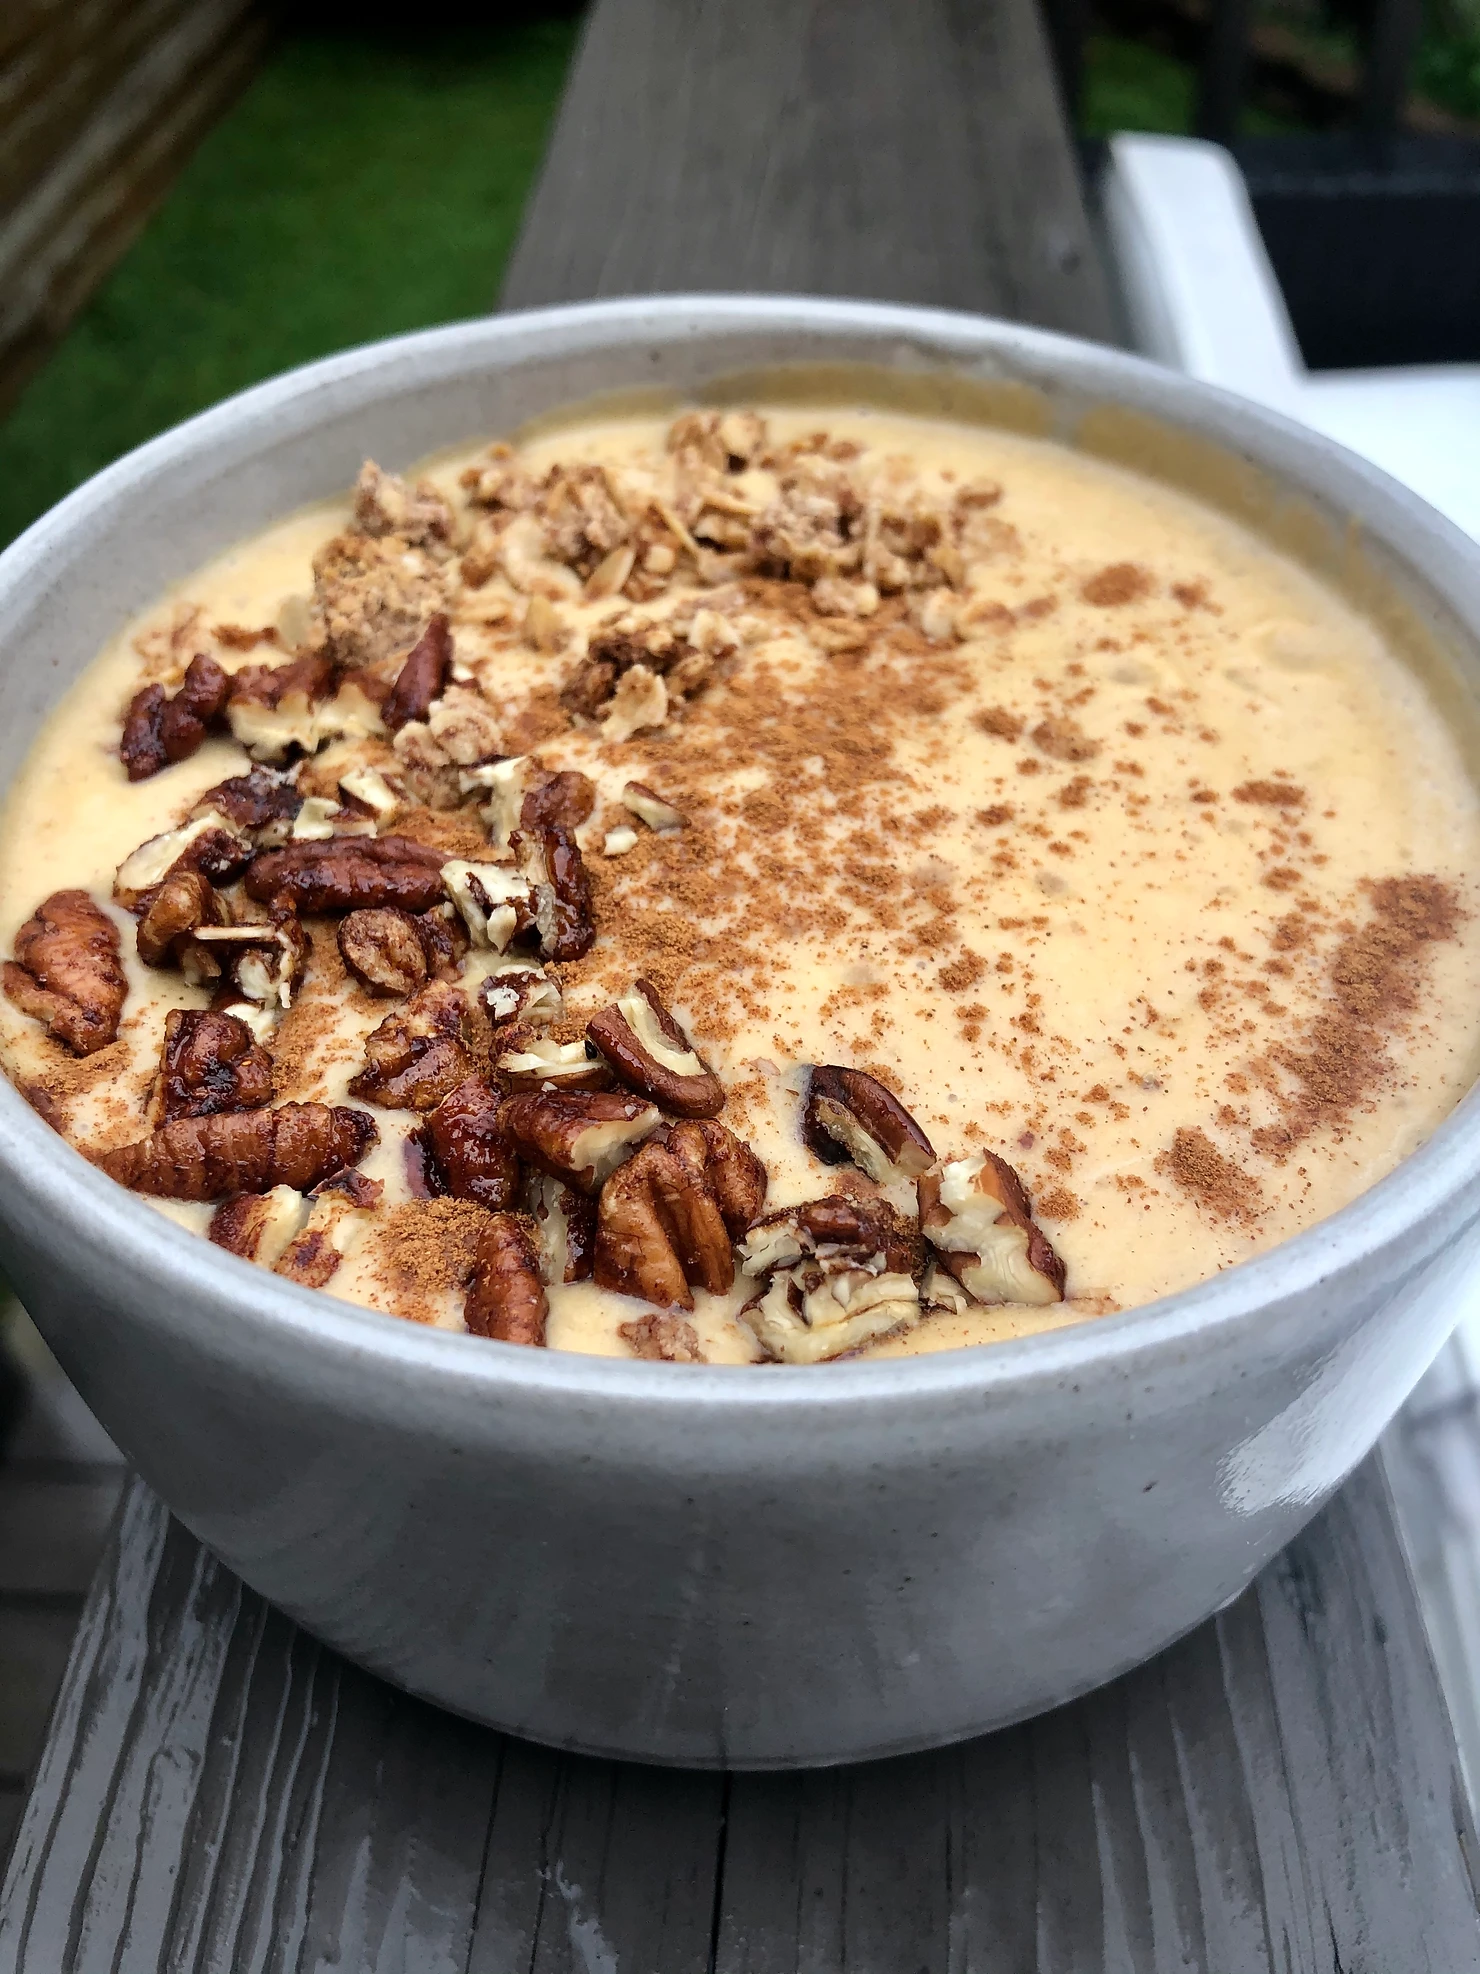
[3,414,1074,1364]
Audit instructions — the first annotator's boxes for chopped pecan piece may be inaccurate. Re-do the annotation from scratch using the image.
[273,1181,380,1287]
[421,1076,520,1209]
[193,765,302,845]
[114,811,252,910]
[245,834,447,913]
[619,1312,706,1363]
[338,907,431,996]
[593,1138,734,1309]
[465,755,533,848]
[195,906,309,1012]
[917,1153,1065,1306]
[208,1185,307,1265]
[3,890,126,1056]
[495,1031,611,1091]
[501,1089,660,1193]
[587,981,723,1117]
[526,1173,596,1284]
[465,1212,548,1346]
[440,859,535,950]
[95,1102,377,1200]
[383,612,453,731]
[348,980,479,1111]
[135,868,220,969]
[154,1009,274,1124]
[519,823,595,962]
[737,1195,925,1364]
[621,781,685,832]
[120,653,232,780]
[520,769,596,833]
[802,1067,935,1184]
[227,650,336,760]
[478,964,562,1028]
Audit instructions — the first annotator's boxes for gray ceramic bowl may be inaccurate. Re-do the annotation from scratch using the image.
[2,296,1479,1769]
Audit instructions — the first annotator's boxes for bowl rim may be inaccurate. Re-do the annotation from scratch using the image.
[4,288,1480,1416]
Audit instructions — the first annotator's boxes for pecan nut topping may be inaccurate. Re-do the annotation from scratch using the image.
[620,781,686,833]
[336,905,465,997]
[95,1102,377,1200]
[208,1184,307,1265]
[500,1089,661,1193]
[586,980,723,1117]
[519,822,595,962]
[348,981,480,1111]
[272,1177,382,1287]
[520,769,596,833]
[619,1311,706,1362]
[526,1173,596,1284]
[3,889,127,1056]
[478,964,562,1029]
[382,612,453,731]
[193,765,303,846]
[495,1029,612,1092]
[465,1212,548,1346]
[802,1066,935,1184]
[593,1138,734,1309]
[736,1194,925,1364]
[120,653,232,780]
[665,1118,767,1234]
[114,811,253,911]
[135,868,219,969]
[441,859,535,950]
[226,649,336,760]
[420,1075,520,1209]
[246,834,447,913]
[154,1009,274,1124]
[917,1153,1065,1306]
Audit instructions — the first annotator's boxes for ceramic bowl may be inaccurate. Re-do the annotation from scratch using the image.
[2,296,1479,1767]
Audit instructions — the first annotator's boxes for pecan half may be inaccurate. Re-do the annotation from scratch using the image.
[383,611,453,731]
[193,765,303,845]
[501,1089,660,1193]
[337,905,466,997]
[621,781,686,832]
[526,1173,595,1283]
[120,653,232,780]
[246,834,447,913]
[586,981,723,1117]
[495,1029,611,1091]
[917,1153,1065,1306]
[95,1102,377,1200]
[802,1067,935,1183]
[135,868,219,968]
[465,1212,548,1346]
[519,823,595,962]
[154,1008,274,1124]
[421,1075,520,1209]
[520,769,596,832]
[208,1184,307,1265]
[3,890,127,1055]
[665,1118,766,1234]
[593,1138,733,1309]
[619,1312,706,1362]
[348,981,479,1111]
[114,811,252,910]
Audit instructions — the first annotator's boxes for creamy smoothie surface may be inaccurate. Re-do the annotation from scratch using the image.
[2,403,1477,1365]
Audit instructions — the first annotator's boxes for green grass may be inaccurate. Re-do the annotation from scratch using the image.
[1079,30,1301,136]
[0,17,581,551]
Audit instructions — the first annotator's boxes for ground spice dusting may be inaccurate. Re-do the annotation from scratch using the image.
[1163,1128,1263,1222]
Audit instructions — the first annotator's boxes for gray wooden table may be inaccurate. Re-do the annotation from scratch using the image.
[4,1,1480,1966]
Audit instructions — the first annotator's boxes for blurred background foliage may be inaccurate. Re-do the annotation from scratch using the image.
[0,0,1473,553]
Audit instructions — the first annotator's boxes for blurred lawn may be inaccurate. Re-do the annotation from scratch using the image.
[0,16,580,552]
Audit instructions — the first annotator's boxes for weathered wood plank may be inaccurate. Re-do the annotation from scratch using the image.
[1,1460,1475,1970]
[500,0,1116,339]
